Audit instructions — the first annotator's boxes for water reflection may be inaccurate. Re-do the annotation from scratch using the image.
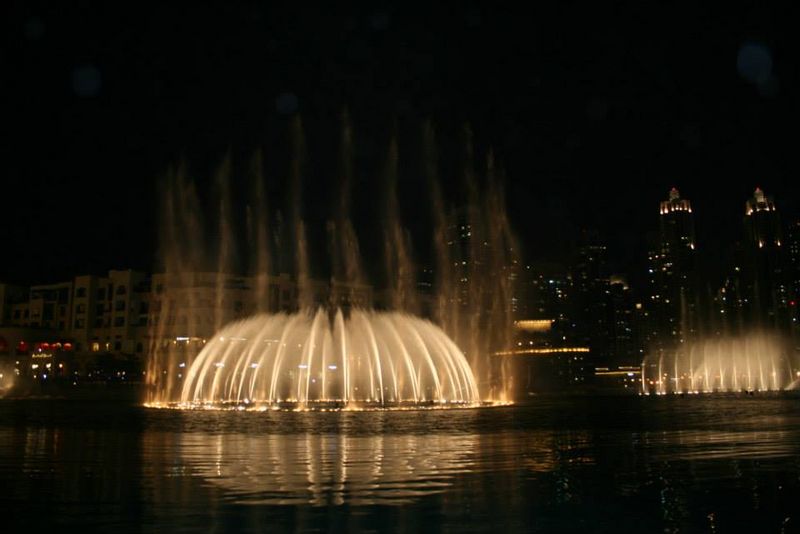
[162,432,479,505]
[0,424,144,529]
[1,398,800,531]
[644,429,797,461]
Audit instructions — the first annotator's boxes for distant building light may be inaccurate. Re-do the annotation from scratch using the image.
[494,347,590,356]
[595,369,642,377]
[514,319,553,332]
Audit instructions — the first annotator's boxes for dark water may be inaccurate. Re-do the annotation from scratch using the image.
[2,396,800,533]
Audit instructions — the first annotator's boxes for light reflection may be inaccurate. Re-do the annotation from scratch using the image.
[175,432,480,505]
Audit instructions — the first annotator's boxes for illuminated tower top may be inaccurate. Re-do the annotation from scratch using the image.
[649,187,698,346]
[659,187,695,251]
[744,187,781,249]
[745,187,777,216]
[660,187,692,215]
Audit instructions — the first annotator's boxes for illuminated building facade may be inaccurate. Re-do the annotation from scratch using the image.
[501,261,591,393]
[608,276,642,368]
[521,262,575,344]
[3,270,375,360]
[502,317,589,393]
[647,188,698,350]
[742,187,790,328]
[0,284,26,325]
[28,282,73,331]
[788,221,800,334]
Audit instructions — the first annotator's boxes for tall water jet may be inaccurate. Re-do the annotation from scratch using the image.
[483,155,520,398]
[214,154,236,332]
[289,117,312,310]
[463,125,484,386]
[383,135,417,313]
[328,109,366,306]
[424,122,454,336]
[146,116,520,408]
[427,126,520,400]
[147,163,207,403]
[248,149,271,313]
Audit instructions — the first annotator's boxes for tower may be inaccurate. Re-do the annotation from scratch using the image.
[573,232,612,369]
[649,188,698,349]
[742,187,789,329]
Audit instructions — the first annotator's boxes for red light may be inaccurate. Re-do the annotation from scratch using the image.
[790,301,797,306]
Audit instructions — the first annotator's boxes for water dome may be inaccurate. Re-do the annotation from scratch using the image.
[176,308,480,409]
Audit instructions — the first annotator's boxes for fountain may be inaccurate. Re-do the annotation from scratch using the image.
[145,116,518,409]
[178,309,479,408]
[642,332,796,395]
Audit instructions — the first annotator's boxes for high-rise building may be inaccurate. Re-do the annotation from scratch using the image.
[503,262,590,393]
[647,188,698,349]
[789,221,800,295]
[788,221,800,329]
[573,235,612,368]
[745,188,781,248]
[742,187,790,329]
[716,243,747,333]
[447,214,484,310]
[608,276,642,368]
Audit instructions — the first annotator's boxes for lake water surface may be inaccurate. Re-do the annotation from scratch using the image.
[1,396,799,532]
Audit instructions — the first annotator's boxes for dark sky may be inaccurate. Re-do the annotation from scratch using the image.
[2,2,798,291]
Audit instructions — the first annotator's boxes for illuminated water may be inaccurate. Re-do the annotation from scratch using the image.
[173,308,480,408]
[149,119,519,404]
[2,396,800,532]
[643,333,796,395]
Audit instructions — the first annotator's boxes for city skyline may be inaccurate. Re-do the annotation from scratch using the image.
[2,182,797,299]
[3,184,798,373]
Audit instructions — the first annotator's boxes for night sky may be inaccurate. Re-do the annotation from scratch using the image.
[3,3,798,292]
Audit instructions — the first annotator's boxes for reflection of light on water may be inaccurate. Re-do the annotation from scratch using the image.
[0,370,13,397]
[177,432,479,506]
[642,429,797,461]
[143,400,511,411]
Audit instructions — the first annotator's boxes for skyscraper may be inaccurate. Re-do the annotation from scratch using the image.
[647,188,698,349]
[787,220,800,337]
[608,276,642,369]
[573,233,612,368]
[788,221,800,294]
[742,187,790,329]
[745,188,781,249]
